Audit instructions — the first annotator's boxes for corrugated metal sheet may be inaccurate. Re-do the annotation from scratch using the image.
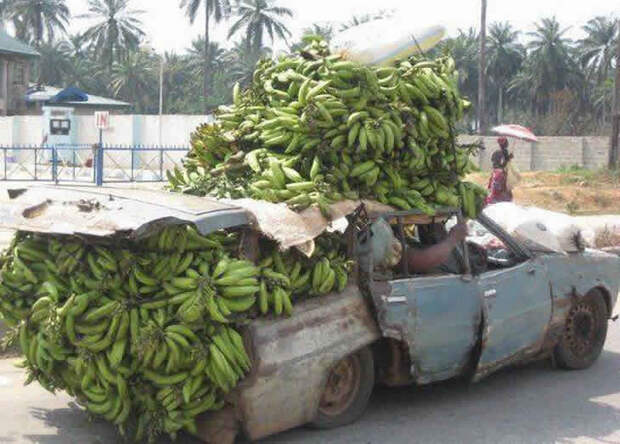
[0,30,38,57]
[26,84,130,107]
[0,186,250,239]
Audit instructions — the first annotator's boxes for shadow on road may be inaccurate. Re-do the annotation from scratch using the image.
[261,349,620,443]
[22,402,203,444]
[23,402,113,444]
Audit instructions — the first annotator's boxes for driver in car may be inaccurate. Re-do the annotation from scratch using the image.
[372,219,469,274]
[406,222,469,273]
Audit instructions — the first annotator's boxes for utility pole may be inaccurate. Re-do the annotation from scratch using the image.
[159,57,165,146]
[477,0,487,135]
[609,18,620,168]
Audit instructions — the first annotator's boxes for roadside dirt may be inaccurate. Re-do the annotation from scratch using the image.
[468,170,620,215]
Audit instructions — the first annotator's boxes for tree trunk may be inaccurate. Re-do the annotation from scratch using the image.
[497,85,504,125]
[477,0,487,135]
[204,1,210,114]
[609,19,620,168]
[35,10,42,47]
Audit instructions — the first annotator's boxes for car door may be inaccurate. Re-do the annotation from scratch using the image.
[372,253,481,385]
[406,273,482,384]
[473,217,552,381]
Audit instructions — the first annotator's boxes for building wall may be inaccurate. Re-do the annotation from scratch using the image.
[0,115,614,172]
[0,59,8,115]
[4,55,30,115]
[0,114,212,147]
[458,135,612,171]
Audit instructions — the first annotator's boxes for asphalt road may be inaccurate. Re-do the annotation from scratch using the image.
[1,311,619,444]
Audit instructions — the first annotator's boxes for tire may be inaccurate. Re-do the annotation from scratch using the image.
[311,346,375,429]
[554,289,608,370]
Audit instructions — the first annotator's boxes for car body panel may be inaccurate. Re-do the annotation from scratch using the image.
[372,275,481,384]
[235,285,380,441]
[474,258,552,381]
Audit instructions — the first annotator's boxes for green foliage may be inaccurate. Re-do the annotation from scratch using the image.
[4,0,70,46]
[9,1,618,127]
[78,0,146,69]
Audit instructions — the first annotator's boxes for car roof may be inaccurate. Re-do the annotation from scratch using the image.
[0,186,250,239]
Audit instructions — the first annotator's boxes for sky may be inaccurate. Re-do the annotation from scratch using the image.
[63,0,620,54]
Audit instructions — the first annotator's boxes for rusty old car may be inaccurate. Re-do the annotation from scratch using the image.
[1,186,618,443]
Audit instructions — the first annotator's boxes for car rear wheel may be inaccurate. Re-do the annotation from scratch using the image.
[554,289,608,370]
[311,346,374,429]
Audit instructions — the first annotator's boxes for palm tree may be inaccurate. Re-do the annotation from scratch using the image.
[228,37,271,87]
[303,23,334,42]
[59,33,88,59]
[486,22,524,123]
[512,17,575,115]
[339,10,392,32]
[160,52,193,113]
[109,49,156,112]
[578,16,618,83]
[187,37,226,84]
[36,40,71,85]
[0,0,11,24]
[439,29,479,105]
[5,0,69,47]
[79,0,145,70]
[228,0,292,53]
[179,0,231,113]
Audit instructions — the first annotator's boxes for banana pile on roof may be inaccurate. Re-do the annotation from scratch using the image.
[168,38,487,220]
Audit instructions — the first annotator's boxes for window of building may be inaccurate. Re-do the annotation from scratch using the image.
[13,63,25,85]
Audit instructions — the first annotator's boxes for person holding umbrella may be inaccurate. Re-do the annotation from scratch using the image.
[485,124,537,206]
[485,136,514,205]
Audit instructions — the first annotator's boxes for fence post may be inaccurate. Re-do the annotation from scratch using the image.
[159,147,164,181]
[95,133,104,186]
[52,146,58,183]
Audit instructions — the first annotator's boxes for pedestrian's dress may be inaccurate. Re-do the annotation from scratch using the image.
[485,168,513,205]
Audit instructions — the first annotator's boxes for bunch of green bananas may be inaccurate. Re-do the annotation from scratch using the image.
[0,224,353,442]
[254,234,353,316]
[168,38,486,218]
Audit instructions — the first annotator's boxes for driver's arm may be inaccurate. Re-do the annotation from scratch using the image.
[405,222,468,273]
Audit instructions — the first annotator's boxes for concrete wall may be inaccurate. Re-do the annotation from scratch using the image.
[0,114,212,147]
[0,115,613,172]
[459,135,612,171]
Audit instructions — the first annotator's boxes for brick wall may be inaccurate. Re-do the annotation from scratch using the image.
[459,135,612,171]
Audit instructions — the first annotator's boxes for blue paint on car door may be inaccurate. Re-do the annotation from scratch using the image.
[381,274,481,385]
[474,258,552,380]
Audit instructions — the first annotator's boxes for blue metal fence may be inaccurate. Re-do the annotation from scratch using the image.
[0,144,189,185]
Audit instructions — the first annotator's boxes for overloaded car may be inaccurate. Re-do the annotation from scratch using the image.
[1,187,618,443]
[235,204,620,442]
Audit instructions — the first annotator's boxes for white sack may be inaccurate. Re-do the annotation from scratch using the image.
[483,202,583,253]
[331,20,445,66]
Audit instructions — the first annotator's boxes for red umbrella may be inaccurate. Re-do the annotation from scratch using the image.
[492,124,538,142]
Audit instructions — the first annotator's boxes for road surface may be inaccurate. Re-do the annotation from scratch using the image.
[1,311,619,444]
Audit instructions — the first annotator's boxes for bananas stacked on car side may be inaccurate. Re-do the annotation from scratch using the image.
[0,225,353,442]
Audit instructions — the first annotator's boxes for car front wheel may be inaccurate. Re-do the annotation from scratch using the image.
[554,289,608,370]
[311,346,374,429]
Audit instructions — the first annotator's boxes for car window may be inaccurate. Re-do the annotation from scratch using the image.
[374,218,465,281]
[447,216,528,272]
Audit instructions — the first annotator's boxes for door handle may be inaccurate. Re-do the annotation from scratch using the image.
[527,268,536,275]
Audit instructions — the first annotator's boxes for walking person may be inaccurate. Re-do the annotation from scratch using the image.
[485,137,514,205]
